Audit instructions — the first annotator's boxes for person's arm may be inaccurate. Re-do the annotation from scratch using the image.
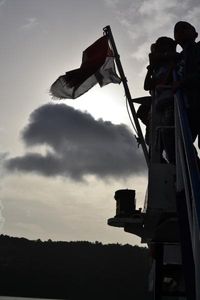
[182,44,200,88]
[144,65,154,91]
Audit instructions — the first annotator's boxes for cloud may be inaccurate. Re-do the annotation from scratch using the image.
[103,0,120,8]
[20,17,38,31]
[0,152,7,231]
[186,6,200,26]
[104,0,200,62]
[5,104,146,180]
[0,0,6,7]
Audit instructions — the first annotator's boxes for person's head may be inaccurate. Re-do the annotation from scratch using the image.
[174,21,198,47]
[150,43,156,53]
[154,36,176,53]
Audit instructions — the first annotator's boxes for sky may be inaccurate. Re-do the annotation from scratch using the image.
[0,0,200,246]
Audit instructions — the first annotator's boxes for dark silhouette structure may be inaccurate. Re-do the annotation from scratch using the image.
[106,24,200,300]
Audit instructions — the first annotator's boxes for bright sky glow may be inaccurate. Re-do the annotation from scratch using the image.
[0,0,200,245]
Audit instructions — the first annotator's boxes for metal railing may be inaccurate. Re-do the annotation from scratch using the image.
[174,87,200,300]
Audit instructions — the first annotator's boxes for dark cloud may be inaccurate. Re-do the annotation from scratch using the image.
[5,104,146,180]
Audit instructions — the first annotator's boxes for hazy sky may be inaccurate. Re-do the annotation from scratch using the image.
[1,0,200,245]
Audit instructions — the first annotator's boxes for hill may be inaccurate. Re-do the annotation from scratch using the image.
[0,235,151,299]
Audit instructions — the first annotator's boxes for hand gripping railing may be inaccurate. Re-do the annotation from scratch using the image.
[174,85,200,300]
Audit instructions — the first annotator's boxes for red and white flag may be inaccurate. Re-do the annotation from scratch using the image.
[50,36,121,99]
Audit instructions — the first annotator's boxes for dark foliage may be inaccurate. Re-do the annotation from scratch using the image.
[0,235,151,299]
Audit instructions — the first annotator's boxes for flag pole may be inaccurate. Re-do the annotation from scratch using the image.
[103,25,149,167]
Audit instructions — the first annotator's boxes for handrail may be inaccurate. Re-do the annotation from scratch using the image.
[174,90,200,227]
[174,87,200,300]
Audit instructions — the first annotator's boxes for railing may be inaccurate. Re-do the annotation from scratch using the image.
[174,87,200,300]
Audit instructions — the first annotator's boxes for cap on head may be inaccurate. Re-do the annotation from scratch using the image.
[174,21,198,42]
[155,36,176,52]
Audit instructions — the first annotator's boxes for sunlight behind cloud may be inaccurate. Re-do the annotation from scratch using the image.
[1,0,200,245]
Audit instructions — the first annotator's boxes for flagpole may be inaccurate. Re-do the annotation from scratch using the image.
[103,25,149,167]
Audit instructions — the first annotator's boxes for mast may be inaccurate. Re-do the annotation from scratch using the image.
[103,25,149,167]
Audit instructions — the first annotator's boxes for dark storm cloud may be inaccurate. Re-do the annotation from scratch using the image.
[5,104,146,180]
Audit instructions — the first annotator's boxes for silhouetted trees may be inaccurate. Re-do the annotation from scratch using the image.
[0,235,151,299]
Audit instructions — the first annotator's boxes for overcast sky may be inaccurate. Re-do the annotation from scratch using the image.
[1,0,200,245]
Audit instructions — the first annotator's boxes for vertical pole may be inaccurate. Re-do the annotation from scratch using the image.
[174,85,200,299]
[103,25,149,167]
[154,244,163,300]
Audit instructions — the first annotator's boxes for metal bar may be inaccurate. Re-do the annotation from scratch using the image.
[154,244,163,300]
[174,86,200,300]
[175,102,196,300]
[176,190,196,300]
[103,25,149,167]
[175,91,200,228]
[175,103,193,230]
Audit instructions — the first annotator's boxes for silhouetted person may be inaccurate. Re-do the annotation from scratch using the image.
[144,43,156,92]
[136,100,151,146]
[174,21,200,145]
[144,37,178,163]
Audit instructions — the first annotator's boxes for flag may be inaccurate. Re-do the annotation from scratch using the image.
[50,36,121,99]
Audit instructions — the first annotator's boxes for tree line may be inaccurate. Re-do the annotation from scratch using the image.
[0,235,152,299]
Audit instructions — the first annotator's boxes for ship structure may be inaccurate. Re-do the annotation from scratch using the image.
[104,25,200,300]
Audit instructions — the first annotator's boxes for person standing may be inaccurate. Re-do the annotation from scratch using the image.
[144,37,178,163]
[173,21,200,144]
